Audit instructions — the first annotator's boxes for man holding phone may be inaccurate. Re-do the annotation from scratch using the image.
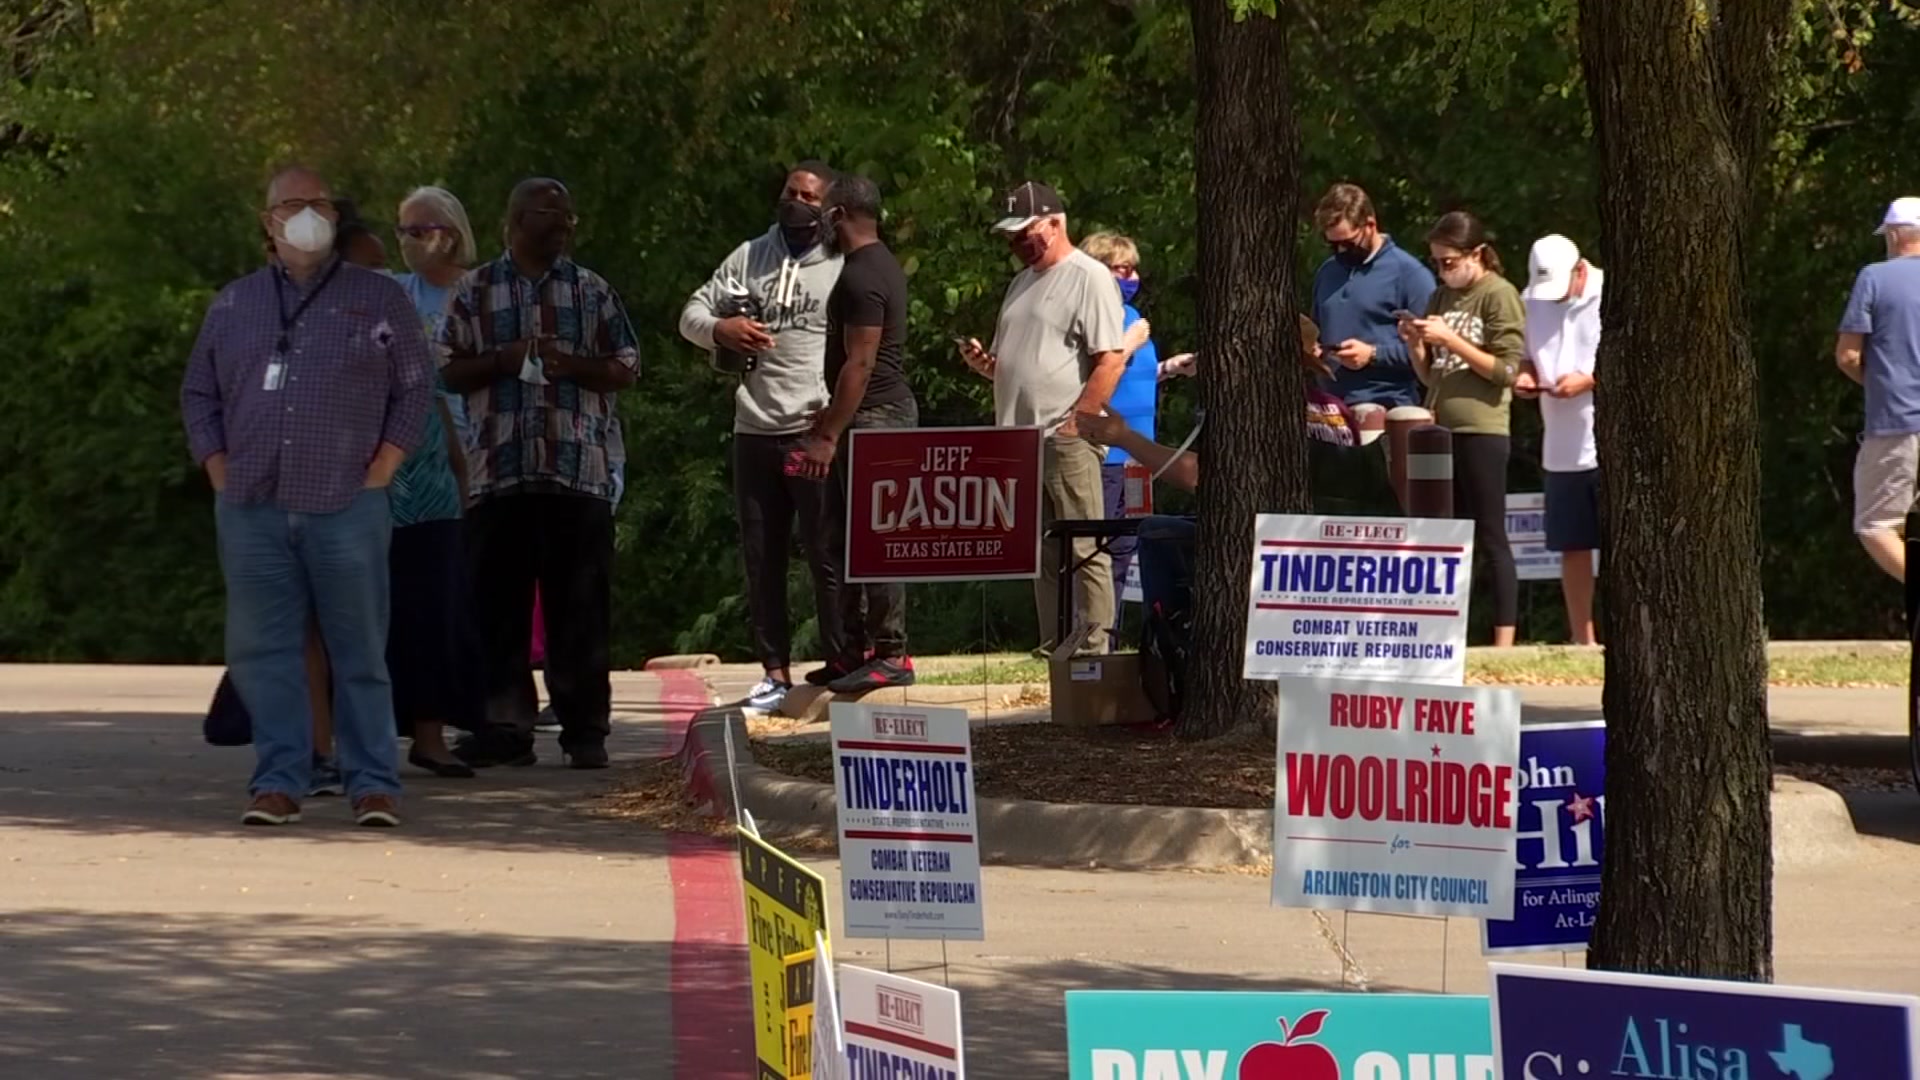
[1310,183,1437,408]
[959,181,1128,655]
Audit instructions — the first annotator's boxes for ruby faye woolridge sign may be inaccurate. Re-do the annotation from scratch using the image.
[1244,514,1476,686]
[1273,677,1522,920]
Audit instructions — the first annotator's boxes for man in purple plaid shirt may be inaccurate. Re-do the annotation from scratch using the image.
[181,166,435,829]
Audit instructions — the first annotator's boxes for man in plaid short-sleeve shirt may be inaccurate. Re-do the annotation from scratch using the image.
[439,177,639,769]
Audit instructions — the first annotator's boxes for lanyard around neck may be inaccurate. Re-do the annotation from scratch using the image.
[270,259,342,355]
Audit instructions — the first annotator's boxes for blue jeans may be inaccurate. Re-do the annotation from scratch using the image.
[217,488,401,801]
[1136,514,1197,620]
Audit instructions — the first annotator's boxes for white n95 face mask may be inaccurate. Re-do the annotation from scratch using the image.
[279,207,336,254]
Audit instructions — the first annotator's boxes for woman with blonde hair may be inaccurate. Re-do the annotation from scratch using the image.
[387,185,483,777]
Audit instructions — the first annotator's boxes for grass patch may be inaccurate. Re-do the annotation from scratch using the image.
[915,648,1907,688]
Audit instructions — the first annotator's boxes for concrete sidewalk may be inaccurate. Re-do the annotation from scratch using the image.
[0,665,686,1080]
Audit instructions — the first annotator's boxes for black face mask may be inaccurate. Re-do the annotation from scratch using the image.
[778,198,825,253]
[1332,242,1369,268]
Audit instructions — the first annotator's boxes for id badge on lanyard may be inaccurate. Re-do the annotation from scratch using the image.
[267,260,340,392]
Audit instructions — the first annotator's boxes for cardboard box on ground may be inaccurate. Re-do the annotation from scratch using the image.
[1049,621,1157,727]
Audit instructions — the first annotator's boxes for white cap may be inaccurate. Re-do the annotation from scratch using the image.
[1876,197,1920,235]
[1523,234,1582,301]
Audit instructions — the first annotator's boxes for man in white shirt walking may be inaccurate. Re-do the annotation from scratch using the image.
[959,181,1128,653]
[1518,234,1604,645]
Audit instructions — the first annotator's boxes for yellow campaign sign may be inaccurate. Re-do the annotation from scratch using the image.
[783,946,816,1080]
[741,829,829,1080]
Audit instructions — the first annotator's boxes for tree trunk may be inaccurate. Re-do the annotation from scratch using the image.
[1182,0,1310,740]
[1577,0,1798,980]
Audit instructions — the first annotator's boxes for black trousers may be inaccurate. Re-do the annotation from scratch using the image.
[827,398,918,663]
[1453,433,1519,627]
[465,491,613,750]
[734,432,845,672]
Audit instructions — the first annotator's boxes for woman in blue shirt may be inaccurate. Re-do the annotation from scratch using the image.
[388,186,482,778]
[1080,233,1192,645]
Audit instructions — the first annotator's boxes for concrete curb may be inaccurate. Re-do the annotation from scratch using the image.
[670,703,1861,871]
[1772,731,1910,770]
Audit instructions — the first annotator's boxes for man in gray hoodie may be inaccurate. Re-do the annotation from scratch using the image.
[680,161,846,712]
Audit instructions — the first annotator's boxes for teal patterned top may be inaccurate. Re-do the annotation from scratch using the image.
[388,273,463,526]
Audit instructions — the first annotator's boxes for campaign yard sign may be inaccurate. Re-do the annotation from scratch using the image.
[811,933,846,1080]
[1505,493,1599,582]
[829,702,985,941]
[1066,990,1492,1080]
[1483,721,1606,955]
[1273,677,1522,920]
[741,829,831,1080]
[1244,514,1475,685]
[1489,964,1920,1080]
[844,425,1043,583]
[839,966,966,1079]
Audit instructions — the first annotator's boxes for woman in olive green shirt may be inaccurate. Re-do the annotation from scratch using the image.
[1399,210,1526,646]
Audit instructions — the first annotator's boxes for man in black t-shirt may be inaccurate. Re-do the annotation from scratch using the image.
[800,173,919,692]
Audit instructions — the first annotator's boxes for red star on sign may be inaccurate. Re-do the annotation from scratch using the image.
[1431,744,1442,758]
[1566,792,1595,823]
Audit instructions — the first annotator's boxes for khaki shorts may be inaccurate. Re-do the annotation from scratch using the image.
[1853,433,1920,534]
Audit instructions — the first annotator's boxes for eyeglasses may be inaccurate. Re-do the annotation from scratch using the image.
[1108,262,1138,277]
[395,224,455,240]
[271,197,335,215]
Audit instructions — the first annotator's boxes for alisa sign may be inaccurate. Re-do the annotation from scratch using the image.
[1065,991,1492,1080]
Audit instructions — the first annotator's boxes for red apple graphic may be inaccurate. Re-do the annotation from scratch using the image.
[1238,1009,1339,1080]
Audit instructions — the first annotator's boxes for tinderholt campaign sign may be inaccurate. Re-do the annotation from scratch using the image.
[1243,514,1475,686]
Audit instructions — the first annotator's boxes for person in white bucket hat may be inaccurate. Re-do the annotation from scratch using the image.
[1836,197,1920,582]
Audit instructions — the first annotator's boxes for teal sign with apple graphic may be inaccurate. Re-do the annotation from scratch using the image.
[1066,991,1491,1080]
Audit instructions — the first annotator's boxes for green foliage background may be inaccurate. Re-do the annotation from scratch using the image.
[1,0,1913,664]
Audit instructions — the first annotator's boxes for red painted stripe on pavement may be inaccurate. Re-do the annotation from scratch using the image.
[658,669,753,1080]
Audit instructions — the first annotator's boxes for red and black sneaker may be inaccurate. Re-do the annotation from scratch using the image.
[827,656,916,695]
[804,660,856,687]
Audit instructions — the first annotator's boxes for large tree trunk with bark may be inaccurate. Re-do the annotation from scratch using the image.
[1577,0,1799,980]
[1182,0,1310,740]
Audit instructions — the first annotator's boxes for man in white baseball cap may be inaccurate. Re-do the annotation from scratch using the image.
[1517,234,1604,643]
[1836,197,1920,582]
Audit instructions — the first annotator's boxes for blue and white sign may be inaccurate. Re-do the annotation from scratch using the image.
[1482,721,1606,954]
[1490,964,1920,1080]
[829,702,985,941]
[1506,493,1599,582]
[1067,990,1492,1079]
[1243,514,1476,686]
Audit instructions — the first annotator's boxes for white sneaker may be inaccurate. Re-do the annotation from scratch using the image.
[533,705,561,733]
[745,677,791,712]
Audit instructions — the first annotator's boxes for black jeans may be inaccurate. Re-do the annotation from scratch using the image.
[1453,433,1519,627]
[734,432,845,672]
[465,491,613,751]
[828,398,918,664]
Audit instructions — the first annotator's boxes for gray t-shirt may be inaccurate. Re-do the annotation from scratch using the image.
[1840,255,1920,437]
[989,247,1127,430]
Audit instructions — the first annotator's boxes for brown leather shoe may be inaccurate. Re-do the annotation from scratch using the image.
[352,794,401,828]
[242,793,302,826]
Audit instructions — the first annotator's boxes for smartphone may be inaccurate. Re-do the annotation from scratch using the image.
[783,449,808,477]
[1391,309,1420,321]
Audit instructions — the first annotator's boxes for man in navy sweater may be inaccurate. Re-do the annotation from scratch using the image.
[1309,183,1437,408]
